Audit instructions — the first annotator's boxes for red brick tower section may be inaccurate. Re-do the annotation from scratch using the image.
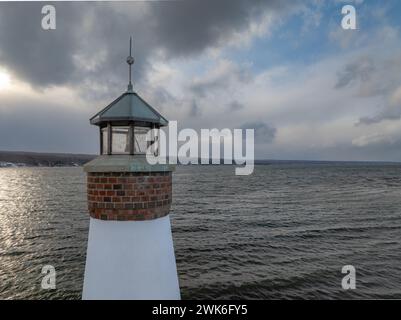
[87,171,172,221]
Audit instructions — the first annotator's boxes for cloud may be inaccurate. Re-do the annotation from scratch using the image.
[352,132,396,147]
[228,101,244,111]
[149,0,301,56]
[0,1,298,90]
[335,56,375,89]
[240,121,276,143]
[333,42,401,126]
[189,59,252,98]
[189,100,201,117]
[0,3,86,87]
[357,85,401,124]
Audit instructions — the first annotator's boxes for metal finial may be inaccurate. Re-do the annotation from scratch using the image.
[126,36,134,92]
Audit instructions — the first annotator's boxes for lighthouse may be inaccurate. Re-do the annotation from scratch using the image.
[82,38,180,300]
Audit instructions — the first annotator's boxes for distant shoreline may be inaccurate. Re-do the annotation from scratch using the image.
[0,150,95,168]
[1,150,400,168]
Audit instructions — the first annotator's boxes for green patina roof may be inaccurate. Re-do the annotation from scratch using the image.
[90,91,168,127]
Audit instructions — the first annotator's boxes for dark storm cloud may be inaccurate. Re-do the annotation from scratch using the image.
[228,100,244,111]
[0,2,154,94]
[149,0,293,57]
[0,3,85,86]
[240,121,276,143]
[0,1,298,90]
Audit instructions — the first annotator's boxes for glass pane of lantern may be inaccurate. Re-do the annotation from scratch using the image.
[101,127,108,155]
[112,126,129,154]
[150,129,159,156]
[134,127,150,154]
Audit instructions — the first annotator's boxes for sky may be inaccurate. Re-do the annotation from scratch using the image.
[0,0,401,161]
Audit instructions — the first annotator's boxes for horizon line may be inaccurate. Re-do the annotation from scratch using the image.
[1,149,401,165]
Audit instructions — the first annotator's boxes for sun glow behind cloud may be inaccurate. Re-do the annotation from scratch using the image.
[0,70,10,90]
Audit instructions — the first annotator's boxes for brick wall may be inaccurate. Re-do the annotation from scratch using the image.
[87,171,172,221]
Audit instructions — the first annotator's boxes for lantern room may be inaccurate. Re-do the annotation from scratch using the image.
[89,37,168,156]
[90,91,168,155]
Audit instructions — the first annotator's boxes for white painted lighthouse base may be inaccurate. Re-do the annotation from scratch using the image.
[82,215,180,300]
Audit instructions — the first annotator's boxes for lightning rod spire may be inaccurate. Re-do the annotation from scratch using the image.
[126,36,134,92]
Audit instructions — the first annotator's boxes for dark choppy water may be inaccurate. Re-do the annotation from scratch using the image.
[0,163,401,299]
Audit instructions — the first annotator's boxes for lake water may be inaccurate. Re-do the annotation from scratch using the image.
[0,164,400,299]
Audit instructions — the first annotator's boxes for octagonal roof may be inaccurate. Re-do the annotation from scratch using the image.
[90,91,168,127]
